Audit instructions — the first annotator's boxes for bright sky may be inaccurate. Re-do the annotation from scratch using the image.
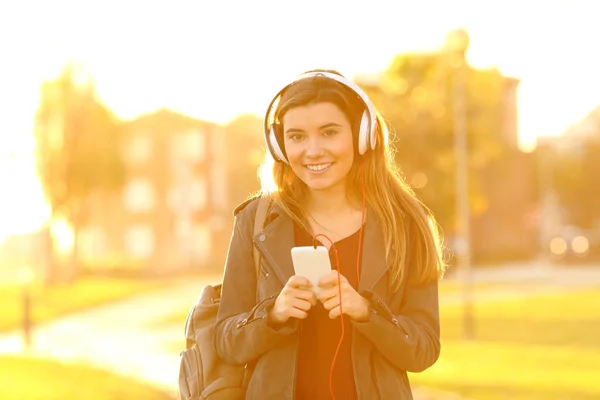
[0,0,599,240]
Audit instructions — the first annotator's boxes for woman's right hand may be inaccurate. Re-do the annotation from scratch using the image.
[268,275,317,324]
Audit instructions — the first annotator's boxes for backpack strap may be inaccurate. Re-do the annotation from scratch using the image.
[252,196,272,277]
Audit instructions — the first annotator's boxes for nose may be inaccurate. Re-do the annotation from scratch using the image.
[305,136,324,158]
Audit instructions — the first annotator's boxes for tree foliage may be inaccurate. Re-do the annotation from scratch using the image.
[34,63,125,280]
[358,51,516,241]
[223,113,265,209]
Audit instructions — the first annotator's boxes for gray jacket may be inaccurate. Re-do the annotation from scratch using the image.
[214,197,441,399]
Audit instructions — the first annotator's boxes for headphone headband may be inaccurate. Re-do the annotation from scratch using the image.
[263,71,379,163]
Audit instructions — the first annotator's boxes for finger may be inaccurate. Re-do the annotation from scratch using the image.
[322,296,339,311]
[318,286,338,303]
[290,298,313,312]
[305,291,318,306]
[288,307,309,320]
[294,288,318,306]
[319,271,349,288]
[287,275,312,289]
[289,287,318,304]
[318,270,339,287]
[320,280,350,301]
[282,283,310,299]
[328,305,341,319]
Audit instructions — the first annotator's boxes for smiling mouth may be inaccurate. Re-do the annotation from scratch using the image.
[305,163,333,172]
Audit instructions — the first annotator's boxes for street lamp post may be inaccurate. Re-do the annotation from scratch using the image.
[19,266,35,350]
[447,29,475,340]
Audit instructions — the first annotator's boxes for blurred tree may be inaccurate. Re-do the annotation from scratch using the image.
[357,48,515,256]
[34,63,125,283]
[223,114,265,209]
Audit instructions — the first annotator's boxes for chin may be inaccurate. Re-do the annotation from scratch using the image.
[301,177,343,192]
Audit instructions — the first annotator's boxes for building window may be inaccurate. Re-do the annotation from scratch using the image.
[167,187,179,213]
[79,225,106,259]
[123,178,155,212]
[124,225,155,259]
[210,162,226,210]
[209,129,227,210]
[171,129,206,163]
[174,219,192,240]
[167,177,207,213]
[125,135,152,164]
[192,223,211,265]
[190,177,207,211]
[185,129,206,162]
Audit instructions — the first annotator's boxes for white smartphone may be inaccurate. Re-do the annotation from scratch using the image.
[290,246,333,294]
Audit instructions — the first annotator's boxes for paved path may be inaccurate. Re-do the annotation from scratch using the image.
[0,276,212,399]
[1,263,599,399]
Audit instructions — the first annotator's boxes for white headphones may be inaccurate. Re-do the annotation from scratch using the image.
[263,71,380,164]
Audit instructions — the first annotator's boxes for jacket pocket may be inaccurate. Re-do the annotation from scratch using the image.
[200,375,245,400]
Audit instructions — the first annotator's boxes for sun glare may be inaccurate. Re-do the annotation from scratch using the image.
[0,0,598,242]
[258,153,279,194]
[50,219,75,255]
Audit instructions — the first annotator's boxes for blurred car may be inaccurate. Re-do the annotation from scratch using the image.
[549,225,600,262]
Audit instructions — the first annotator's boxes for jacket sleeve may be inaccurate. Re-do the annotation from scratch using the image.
[213,208,298,365]
[351,278,441,373]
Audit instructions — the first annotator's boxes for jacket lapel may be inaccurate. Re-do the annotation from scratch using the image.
[253,204,296,285]
[254,204,390,292]
[358,216,389,293]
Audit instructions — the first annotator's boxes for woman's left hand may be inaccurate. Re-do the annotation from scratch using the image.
[318,270,371,321]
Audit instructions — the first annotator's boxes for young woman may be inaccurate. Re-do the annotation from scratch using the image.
[214,70,446,399]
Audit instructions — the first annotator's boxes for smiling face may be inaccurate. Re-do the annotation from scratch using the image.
[282,102,355,194]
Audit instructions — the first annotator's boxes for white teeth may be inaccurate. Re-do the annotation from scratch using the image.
[306,163,331,171]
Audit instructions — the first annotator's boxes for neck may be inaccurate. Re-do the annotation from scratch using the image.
[304,185,359,215]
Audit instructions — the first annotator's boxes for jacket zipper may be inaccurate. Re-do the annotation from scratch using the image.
[254,239,291,287]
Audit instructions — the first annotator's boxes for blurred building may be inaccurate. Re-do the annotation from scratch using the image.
[470,74,540,263]
[79,109,229,273]
[554,105,600,154]
[471,149,539,263]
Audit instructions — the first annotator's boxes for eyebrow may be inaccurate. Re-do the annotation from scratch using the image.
[284,122,343,135]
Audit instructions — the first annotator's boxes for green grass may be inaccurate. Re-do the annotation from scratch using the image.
[0,355,174,400]
[0,276,169,332]
[409,287,600,400]
[437,279,510,295]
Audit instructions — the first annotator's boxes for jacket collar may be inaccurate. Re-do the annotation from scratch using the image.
[253,203,389,293]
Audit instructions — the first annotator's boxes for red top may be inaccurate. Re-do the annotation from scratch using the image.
[294,223,363,400]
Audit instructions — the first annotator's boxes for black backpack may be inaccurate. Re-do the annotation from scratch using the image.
[178,196,271,400]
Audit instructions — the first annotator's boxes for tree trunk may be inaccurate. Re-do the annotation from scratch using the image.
[42,219,58,287]
[66,208,84,283]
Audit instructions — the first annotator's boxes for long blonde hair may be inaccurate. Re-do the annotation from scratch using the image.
[258,71,447,287]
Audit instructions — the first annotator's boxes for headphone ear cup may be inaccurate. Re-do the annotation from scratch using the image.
[357,111,370,155]
[269,126,288,163]
[370,116,378,150]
